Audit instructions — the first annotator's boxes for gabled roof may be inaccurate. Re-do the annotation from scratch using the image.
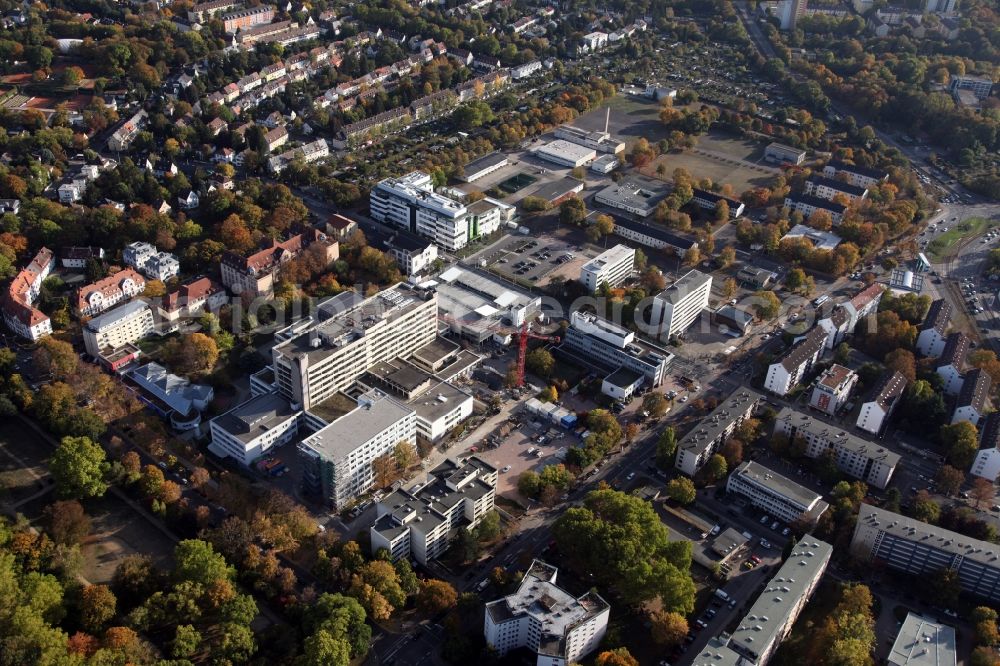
[825,159,888,181]
[776,326,827,372]
[807,174,868,197]
[849,284,883,311]
[957,367,991,413]
[980,411,1000,451]
[161,277,222,313]
[937,331,968,370]
[921,298,951,334]
[866,370,907,411]
[76,268,145,312]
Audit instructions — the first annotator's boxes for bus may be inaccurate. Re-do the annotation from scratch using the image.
[812,295,829,307]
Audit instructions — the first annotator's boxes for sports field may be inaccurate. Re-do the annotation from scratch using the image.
[498,172,538,193]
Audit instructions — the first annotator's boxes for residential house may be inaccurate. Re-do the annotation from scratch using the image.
[77,268,146,317]
[856,371,907,436]
[764,327,827,396]
[936,332,969,395]
[916,299,952,357]
[952,368,991,426]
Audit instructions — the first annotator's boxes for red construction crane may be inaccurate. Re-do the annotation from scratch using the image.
[436,315,559,387]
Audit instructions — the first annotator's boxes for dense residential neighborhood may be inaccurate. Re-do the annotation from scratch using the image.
[0,0,998,664]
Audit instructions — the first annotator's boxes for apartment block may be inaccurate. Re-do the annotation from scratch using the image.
[123,241,180,282]
[370,172,502,251]
[851,505,1000,604]
[856,370,907,436]
[783,193,847,225]
[774,407,900,489]
[971,412,1000,482]
[809,364,857,415]
[821,160,889,189]
[675,387,762,476]
[208,393,300,465]
[764,327,827,396]
[77,269,146,317]
[612,217,698,254]
[298,390,417,510]
[220,229,338,297]
[936,332,968,396]
[579,244,636,292]
[271,285,438,411]
[560,311,672,391]
[485,560,610,666]
[82,300,155,358]
[804,175,868,204]
[706,537,832,666]
[371,456,497,563]
[649,270,712,341]
[953,367,991,426]
[158,277,227,322]
[223,6,274,33]
[691,188,745,218]
[916,299,952,357]
[2,247,55,341]
[727,461,829,526]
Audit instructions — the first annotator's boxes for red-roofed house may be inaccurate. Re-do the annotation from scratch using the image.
[77,268,146,316]
[220,230,339,297]
[3,247,55,340]
[158,277,227,321]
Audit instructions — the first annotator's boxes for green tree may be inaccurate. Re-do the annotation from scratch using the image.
[559,196,587,226]
[656,427,677,469]
[941,421,980,469]
[525,348,555,378]
[643,393,669,418]
[752,290,781,319]
[392,441,417,470]
[834,342,851,366]
[473,510,501,542]
[301,593,371,658]
[666,477,696,504]
[553,488,696,610]
[518,471,541,498]
[171,624,202,659]
[300,629,351,666]
[173,539,235,585]
[912,490,941,524]
[393,558,420,596]
[703,454,728,483]
[50,436,108,499]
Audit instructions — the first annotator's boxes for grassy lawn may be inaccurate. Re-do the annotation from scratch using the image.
[926,217,998,261]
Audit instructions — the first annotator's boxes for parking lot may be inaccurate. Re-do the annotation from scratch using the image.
[477,235,584,286]
[471,418,577,500]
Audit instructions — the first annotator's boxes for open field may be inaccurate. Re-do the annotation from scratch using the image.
[569,97,780,193]
[926,217,998,261]
[79,493,177,584]
[0,420,51,506]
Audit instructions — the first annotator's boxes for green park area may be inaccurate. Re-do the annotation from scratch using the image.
[926,217,998,261]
